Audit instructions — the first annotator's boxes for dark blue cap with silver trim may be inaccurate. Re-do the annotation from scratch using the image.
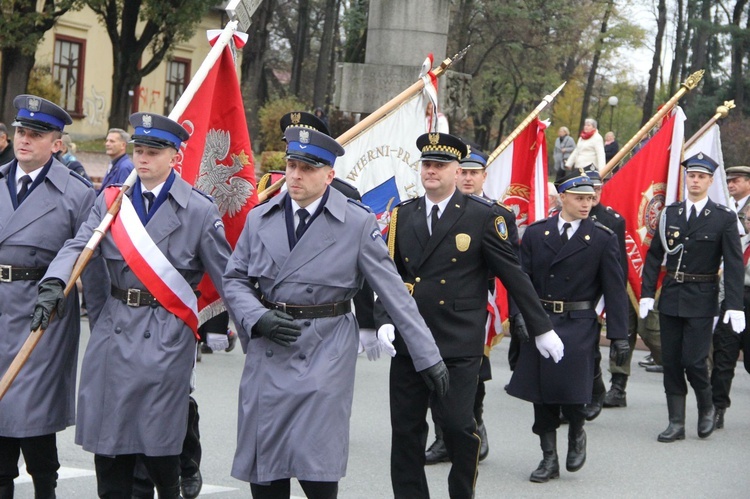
[12,94,72,132]
[555,170,596,194]
[284,126,344,167]
[682,152,718,175]
[129,112,189,150]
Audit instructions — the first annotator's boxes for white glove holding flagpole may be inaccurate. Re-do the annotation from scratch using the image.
[639,298,655,319]
[535,330,564,363]
[377,324,397,357]
[723,310,746,334]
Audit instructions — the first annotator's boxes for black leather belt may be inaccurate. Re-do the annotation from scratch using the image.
[261,297,351,319]
[0,265,47,282]
[111,286,162,307]
[540,299,595,314]
[667,271,719,283]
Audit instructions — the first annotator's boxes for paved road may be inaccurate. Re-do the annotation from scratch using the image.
[12,320,750,498]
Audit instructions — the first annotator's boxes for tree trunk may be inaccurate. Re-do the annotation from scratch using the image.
[730,0,748,112]
[313,0,337,109]
[0,48,36,125]
[241,0,275,149]
[290,0,310,97]
[579,0,613,133]
[668,0,686,95]
[642,0,667,126]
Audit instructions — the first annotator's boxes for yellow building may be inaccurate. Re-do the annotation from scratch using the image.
[33,4,232,140]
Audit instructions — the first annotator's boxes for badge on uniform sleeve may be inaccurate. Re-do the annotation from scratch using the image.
[495,216,508,241]
[213,219,224,231]
[370,228,381,240]
[456,233,471,252]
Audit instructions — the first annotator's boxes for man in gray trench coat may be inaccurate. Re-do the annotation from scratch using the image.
[223,125,448,499]
[0,95,107,498]
[35,112,232,498]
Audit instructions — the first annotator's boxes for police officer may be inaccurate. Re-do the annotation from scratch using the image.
[223,125,447,499]
[378,132,561,498]
[640,153,744,442]
[0,95,107,498]
[507,170,629,482]
[34,112,232,497]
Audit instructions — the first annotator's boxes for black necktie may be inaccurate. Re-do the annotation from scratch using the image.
[561,222,571,244]
[296,209,309,241]
[143,192,155,214]
[430,205,440,235]
[688,205,698,228]
[17,175,32,203]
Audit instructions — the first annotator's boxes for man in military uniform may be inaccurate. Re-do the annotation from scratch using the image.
[640,153,744,442]
[507,171,629,483]
[34,112,232,498]
[378,132,561,498]
[0,95,107,498]
[223,125,447,499]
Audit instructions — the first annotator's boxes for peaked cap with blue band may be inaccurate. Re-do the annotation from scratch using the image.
[12,94,72,132]
[417,132,468,162]
[583,164,603,186]
[129,112,189,150]
[682,152,718,175]
[555,169,595,194]
[284,126,344,167]
[459,141,489,170]
[280,111,330,137]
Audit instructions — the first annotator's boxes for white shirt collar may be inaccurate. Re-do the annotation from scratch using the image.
[425,190,455,220]
[291,196,323,221]
[16,165,44,188]
[732,194,750,212]
[142,181,166,200]
[557,215,582,235]
[686,197,709,218]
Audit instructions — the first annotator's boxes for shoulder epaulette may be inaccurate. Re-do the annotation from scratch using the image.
[192,187,214,202]
[668,201,682,207]
[497,200,511,210]
[69,170,92,188]
[715,204,732,212]
[604,205,622,218]
[347,198,372,213]
[593,220,614,234]
[528,218,548,228]
[396,197,418,207]
[468,194,493,206]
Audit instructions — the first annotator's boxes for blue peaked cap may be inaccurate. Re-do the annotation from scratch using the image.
[284,126,344,167]
[129,112,189,150]
[12,94,72,132]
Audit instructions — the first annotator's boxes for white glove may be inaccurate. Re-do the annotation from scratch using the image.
[639,298,655,319]
[377,324,397,357]
[723,310,746,334]
[358,329,381,361]
[535,330,564,363]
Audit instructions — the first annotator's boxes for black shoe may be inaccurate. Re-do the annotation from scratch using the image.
[603,373,628,408]
[201,343,214,354]
[181,469,202,499]
[715,407,725,429]
[696,389,715,439]
[638,355,654,367]
[658,394,686,442]
[566,427,586,472]
[425,437,449,464]
[225,329,238,352]
[529,432,559,483]
[584,393,605,421]
[477,422,489,462]
[645,364,664,373]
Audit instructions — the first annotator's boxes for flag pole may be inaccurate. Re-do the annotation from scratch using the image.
[485,82,566,168]
[335,46,470,146]
[0,21,241,402]
[683,100,735,150]
[601,70,705,178]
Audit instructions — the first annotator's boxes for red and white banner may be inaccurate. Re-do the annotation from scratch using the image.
[105,189,199,336]
[173,33,258,325]
[600,107,685,302]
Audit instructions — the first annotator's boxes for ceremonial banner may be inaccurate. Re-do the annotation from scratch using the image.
[600,107,685,302]
[484,118,549,237]
[174,33,258,324]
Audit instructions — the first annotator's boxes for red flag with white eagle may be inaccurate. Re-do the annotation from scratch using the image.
[483,118,549,352]
[173,32,258,324]
[600,107,685,303]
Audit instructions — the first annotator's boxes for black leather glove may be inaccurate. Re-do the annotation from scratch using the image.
[31,279,66,331]
[610,339,630,367]
[510,313,530,343]
[253,309,302,347]
[420,360,449,397]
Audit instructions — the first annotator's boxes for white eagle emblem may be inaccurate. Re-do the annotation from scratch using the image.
[142,115,153,128]
[299,129,310,144]
[195,129,254,217]
[27,97,41,112]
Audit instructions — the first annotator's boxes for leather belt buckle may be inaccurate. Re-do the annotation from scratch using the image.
[673,271,685,283]
[126,288,141,307]
[553,301,564,313]
[0,265,11,283]
[277,302,287,313]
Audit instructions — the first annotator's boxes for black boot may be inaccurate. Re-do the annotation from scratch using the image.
[425,426,449,465]
[603,373,628,408]
[658,394,686,442]
[181,469,202,499]
[715,407,726,429]
[477,422,489,462]
[32,472,57,499]
[584,372,606,421]
[566,422,586,472]
[529,432,559,483]
[696,388,716,439]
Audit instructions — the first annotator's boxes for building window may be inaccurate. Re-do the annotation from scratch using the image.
[53,36,86,117]
[164,58,190,115]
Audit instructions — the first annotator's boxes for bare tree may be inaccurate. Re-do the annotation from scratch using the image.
[642,0,667,125]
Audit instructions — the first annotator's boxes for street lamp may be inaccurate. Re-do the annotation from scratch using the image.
[608,95,619,132]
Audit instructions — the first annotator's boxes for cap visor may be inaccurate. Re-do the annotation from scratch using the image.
[420,154,456,163]
[12,119,59,133]
[685,166,714,175]
[286,153,329,167]
[130,137,174,149]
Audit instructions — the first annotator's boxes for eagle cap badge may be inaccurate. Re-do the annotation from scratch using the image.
[299,129,310,144]
[429,133,440,145]
[27,97,41,112]
[291,112,301,124]
[142,114,153,128]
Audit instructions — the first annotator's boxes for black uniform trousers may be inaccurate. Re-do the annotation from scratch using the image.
[532,404,586,435]
[0,433,58,494]
[250,479,338,499]
[711,291,750,409]
[94,453,179,498]
[390,354,481,499]
[659,313,714,395]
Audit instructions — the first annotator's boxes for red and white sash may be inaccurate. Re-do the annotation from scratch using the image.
[105,188,199,337]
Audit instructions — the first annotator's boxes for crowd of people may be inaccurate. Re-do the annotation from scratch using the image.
[0,95,747,499]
